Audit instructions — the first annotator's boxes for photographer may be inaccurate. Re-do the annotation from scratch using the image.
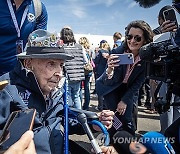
[152,5,180,134]
[164,1,180,153]
[138,0,180,152]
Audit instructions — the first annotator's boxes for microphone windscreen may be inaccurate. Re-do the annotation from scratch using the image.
[113,130,133,153]
[134,0,162,8]
[112,131,147,154]
[141,131,175,154]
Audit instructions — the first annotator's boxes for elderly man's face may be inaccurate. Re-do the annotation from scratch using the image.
[25,59,64,96]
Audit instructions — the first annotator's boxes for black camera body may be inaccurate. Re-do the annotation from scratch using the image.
[140,32,180,83]
[139,32,180,113]
[145,42,180,83]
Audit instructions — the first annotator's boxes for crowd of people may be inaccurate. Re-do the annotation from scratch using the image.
[0,0,180,153]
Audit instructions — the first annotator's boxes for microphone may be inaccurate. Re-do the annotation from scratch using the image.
[141,131,175,154]
[112,130,147,154]
[77,113,102,154]
[134,0,162,8]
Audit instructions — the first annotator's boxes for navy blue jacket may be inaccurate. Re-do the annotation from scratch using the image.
[0,62,85,154]
[94,49,109,78]
[0,0,48,75]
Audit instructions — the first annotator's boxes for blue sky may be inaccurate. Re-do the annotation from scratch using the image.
[41,0,172,36]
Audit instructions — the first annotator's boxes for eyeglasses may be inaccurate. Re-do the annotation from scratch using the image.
[126,34,142,42]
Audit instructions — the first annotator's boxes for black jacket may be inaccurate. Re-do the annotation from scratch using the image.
[96,45,146,134]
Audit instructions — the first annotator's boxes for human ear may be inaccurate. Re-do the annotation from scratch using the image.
[23,59,33,71]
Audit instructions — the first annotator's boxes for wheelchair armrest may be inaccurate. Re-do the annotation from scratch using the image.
[69,107,99,121]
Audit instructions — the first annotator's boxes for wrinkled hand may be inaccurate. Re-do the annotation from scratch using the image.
[161,20,177,33]
[100,146,118,154]
[4,131,36,154]
[117,101,127,115]
[93,110,114,131]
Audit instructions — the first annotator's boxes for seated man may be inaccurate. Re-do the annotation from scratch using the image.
[0,29,114,154]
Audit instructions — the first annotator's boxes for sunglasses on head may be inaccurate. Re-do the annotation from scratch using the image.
[126,34,142,42]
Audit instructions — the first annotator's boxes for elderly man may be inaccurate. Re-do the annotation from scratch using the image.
[0,30,114,154]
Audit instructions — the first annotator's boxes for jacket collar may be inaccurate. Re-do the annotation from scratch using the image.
[11,61,44,97]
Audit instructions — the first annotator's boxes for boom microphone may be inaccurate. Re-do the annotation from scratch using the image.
[141,131,175,154]
[134,0,162,8]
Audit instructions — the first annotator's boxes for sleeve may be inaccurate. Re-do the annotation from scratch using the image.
[0,85,28,130]
[34,2,48,30]
[0,89,12,129]
[110,43,125,54]
[102,66,124,86]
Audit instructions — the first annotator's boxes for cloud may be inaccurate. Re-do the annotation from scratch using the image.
[45,3,87,19]
[104,0,118,7]
[72,8,86,18]
[128,1,137,8]
[66,0,118,7]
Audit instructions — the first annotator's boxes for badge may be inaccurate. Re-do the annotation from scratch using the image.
[16,40,23,54]
[27,13,35,22]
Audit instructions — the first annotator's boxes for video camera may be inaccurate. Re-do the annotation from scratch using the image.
[139,31,180,114]
[140,32,180,83]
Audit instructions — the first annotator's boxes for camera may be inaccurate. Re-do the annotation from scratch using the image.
[140,32,180,82]
[139,31,180,113]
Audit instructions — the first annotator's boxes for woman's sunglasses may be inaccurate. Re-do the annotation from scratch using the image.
[126,34,142,42]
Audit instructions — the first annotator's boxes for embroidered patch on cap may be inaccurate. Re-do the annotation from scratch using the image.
[27,30,64,48]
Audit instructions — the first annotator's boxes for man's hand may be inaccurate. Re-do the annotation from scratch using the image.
[117,101,127,115]
[161,20,178,33]
[4,130,36,154]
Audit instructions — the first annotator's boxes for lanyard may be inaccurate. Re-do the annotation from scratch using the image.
[7,0,29,38]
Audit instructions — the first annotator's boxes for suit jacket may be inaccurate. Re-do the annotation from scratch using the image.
[96,46,146,121]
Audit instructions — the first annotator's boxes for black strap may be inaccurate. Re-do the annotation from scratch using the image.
[154,81,163,100]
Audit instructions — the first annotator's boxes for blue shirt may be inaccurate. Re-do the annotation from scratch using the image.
[0,0,47,75]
